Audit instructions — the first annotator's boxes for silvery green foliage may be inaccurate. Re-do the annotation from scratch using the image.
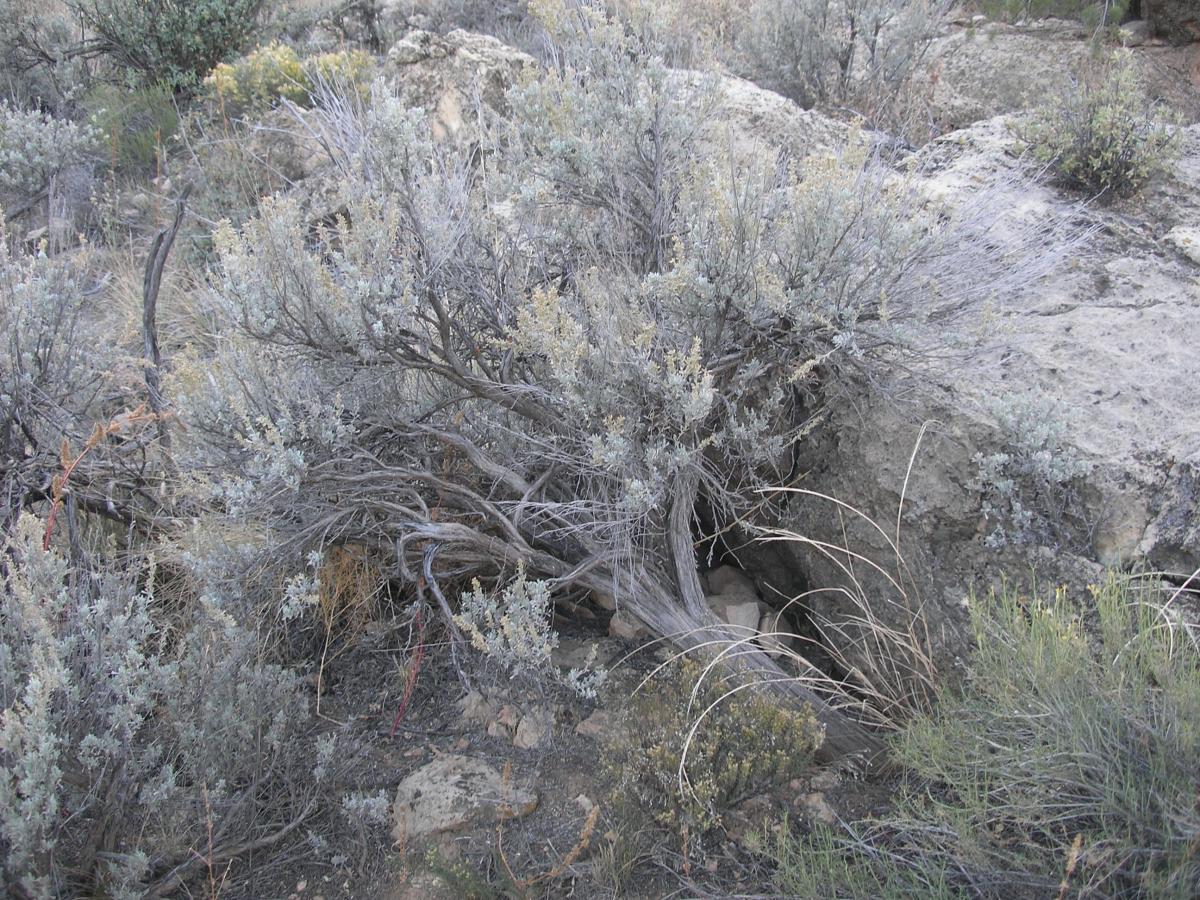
[973,395,1092,549]
[456,567,560,676]
[0,103,96,200]
[0,515,321,896]
[455,568,609,696]
[738,0,950,123]
[192,0,1072,677]
[341,789,391,827]
[0,232,138,532]
[0,2,86,109]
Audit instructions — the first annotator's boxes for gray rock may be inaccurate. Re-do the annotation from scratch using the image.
[784,118,1200,667]
[1165,225,1200,264]
[608,608,651,641]
[391,755,538,842]
[1146,0,1200,45]
[704,564,758,596]
[513,707,553,750]
[384,29,534,144]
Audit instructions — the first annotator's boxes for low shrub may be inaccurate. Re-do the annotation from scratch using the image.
[1021,48,1182,197]
[0,103,97,203]
[0,515,329,898]
[454,567,608,697]
[736,0,951,123]
[205,43,375,114]
[68,0,266,90]
[605,658,823,835]
[972,393,1092,549]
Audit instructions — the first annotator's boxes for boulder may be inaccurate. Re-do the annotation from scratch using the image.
[703,564,758,596]
[783,118,1200,667]
[924,20,1199,135]
[391,755,538,842]
[1146,0,1200,45]
[385,29,535,143]
[575,709,619,740]
[608,608,652,641]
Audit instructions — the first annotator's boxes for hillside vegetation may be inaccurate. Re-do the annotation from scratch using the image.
[1,1,1196,897]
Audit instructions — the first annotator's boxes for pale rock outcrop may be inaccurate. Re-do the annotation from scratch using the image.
[784,119,1200,666]
[385,29,534,143]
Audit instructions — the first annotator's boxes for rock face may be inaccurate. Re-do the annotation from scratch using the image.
[391,755,538,842]
[785,118,1200,667]
[1147,0,1200,45]
[385,29,535,143]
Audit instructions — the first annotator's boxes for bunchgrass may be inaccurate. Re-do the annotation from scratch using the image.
[765,573,1200,898]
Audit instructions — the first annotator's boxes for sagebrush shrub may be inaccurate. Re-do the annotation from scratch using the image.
[972,394,1092,549]
[0,103,97,200]
[734,0,951,128]
[180,0,1075,760]
[1022,49,1182,197]
[454,566,608,696]
[0,229,141,533]
[0,1,83,109]
[0,515,325,898]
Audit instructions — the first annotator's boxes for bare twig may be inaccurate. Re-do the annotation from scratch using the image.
[142,184,192,452]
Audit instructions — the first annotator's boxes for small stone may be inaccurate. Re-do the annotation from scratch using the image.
[391,755,538,842]
[458,690,498,727]
[497,704,520,729]
[591,589,616,611]
[513,707,553,750]
[707,594,764,633]
[575,709,616,740]
[810,769,840,791]
[296,880,307,892]
[574,793,594,814]
[608,608,650,641]
[1165,226,1200,265]
[798,791,838,825]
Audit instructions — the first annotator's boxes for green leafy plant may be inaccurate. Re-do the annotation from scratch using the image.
[84,82,179,175]
[68,0,265,90]
[605,658,823,834]
[1022,48,1182,197]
